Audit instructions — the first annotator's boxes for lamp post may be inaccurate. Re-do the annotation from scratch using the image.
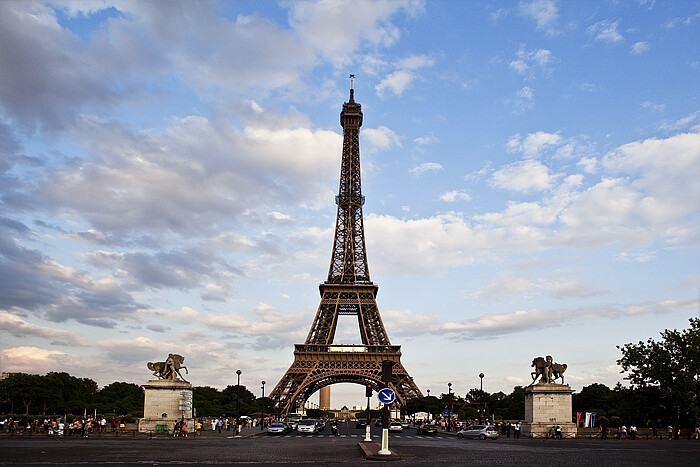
[236,370,242,434]
[447,382,453,431]
[479,373,485,421]
[260,381,266,431]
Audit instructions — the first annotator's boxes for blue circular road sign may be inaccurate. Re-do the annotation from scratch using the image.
[377,388,396,404]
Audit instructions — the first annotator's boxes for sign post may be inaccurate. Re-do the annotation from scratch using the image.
[377,388,396,455]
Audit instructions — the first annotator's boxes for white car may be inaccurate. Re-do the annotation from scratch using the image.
[389,422,403,432]
[296,419,318,435]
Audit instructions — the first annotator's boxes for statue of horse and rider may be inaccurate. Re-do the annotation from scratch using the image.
[147,353,189,382]
[530,355,567,385]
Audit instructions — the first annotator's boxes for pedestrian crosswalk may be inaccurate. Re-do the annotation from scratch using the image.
[269,433,443,439]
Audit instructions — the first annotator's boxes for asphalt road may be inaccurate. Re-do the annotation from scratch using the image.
[1,424,698,466]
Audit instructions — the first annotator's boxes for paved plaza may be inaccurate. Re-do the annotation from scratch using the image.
[1,425,698,466]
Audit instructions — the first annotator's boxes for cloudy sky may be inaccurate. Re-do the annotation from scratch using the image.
[1,0,698,410]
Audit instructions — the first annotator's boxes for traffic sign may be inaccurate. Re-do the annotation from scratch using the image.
[377,388,396,404]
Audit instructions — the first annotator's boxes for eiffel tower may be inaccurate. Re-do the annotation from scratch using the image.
[270,76,422,414]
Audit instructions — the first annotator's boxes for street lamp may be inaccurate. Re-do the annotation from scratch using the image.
[260,381,266,431]
[479,373,485,421]
[236,370,242,434]
[447,382,453,431]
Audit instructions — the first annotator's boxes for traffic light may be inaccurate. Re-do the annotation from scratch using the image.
[365,384,373,397]
[381,360,395,383]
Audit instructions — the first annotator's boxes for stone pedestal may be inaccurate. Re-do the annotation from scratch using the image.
[139,380,193,433]
[521,383,576,438]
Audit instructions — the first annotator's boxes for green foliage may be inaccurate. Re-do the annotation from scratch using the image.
[617,317,700,426]
[0,372,98,416]
[95,382,144,417]
[192,384,257,417]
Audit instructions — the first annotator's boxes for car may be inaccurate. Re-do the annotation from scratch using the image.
[285,421,298,431]
[417,423,438,436]
[389,422,403,432]
[457,425,499,440]
[296,419,318,435]
[356,419,368,429]
[400,421,410,429]
[266,422,288,435]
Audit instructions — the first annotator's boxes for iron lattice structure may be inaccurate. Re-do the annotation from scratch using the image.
[270,82,422,414]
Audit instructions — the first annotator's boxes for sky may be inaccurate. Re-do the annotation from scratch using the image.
[1,0,699,411]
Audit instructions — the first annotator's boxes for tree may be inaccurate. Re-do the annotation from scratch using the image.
[96,382,144,416]
[193,386,221,416]
[617,317,700,427]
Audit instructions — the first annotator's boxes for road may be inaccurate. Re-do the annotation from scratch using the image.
[1,423,698,465]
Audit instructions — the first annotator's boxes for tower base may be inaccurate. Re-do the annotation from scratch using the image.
[521,383,576,438]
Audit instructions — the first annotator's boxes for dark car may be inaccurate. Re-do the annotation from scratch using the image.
[417,423,438,436]
[356,419,368,429]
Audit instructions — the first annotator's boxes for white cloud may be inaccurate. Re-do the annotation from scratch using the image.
[492,160,556,192]
[631,41,650,55]
[0,346,74,374]
[518,0,560,35]
[409,162,443,176]
[376,54,434,97]
[440,190,472,202]
[376,70,416,96]
[509,45,555,76]
[587,19,624,43]
[507,131,561,158]
[363,126,402,152]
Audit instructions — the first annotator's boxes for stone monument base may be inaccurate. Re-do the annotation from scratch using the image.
[521,383,576,438]
[139,379,193,434]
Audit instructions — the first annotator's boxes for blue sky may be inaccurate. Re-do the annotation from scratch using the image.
[1,0,698,410]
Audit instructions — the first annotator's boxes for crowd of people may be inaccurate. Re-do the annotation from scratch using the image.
[0,416,128,436]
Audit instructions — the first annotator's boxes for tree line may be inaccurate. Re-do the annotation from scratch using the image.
[1,318,697,428]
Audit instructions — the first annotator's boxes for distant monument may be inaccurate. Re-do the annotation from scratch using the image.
[521,355,576,438]
[139,353,193,434]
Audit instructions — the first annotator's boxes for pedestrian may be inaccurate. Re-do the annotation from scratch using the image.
[630,424,637,440]
[514,421,521,439]
[217,417,223,433]
[506,421,511,438]
[667,425,673,440]
[555,424,562,439]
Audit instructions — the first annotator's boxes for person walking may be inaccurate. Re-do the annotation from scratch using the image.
[514,421,521,439]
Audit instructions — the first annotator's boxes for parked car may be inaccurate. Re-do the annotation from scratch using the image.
[389,422,404,432]
[417,423,438,436]
[296,419,318,435]
[266,422,288,435]
[457,425,499,440]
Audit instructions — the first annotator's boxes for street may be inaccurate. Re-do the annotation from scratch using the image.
[1,423,698,465]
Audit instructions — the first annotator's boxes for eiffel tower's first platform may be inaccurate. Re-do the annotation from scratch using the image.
[270,77,422,414]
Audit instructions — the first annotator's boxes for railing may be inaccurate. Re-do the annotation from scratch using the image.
[294,344,401,354]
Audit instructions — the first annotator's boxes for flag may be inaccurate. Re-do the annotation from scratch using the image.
[591,412,597,427]
[577,412,582,426]
[585,412,592,428]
